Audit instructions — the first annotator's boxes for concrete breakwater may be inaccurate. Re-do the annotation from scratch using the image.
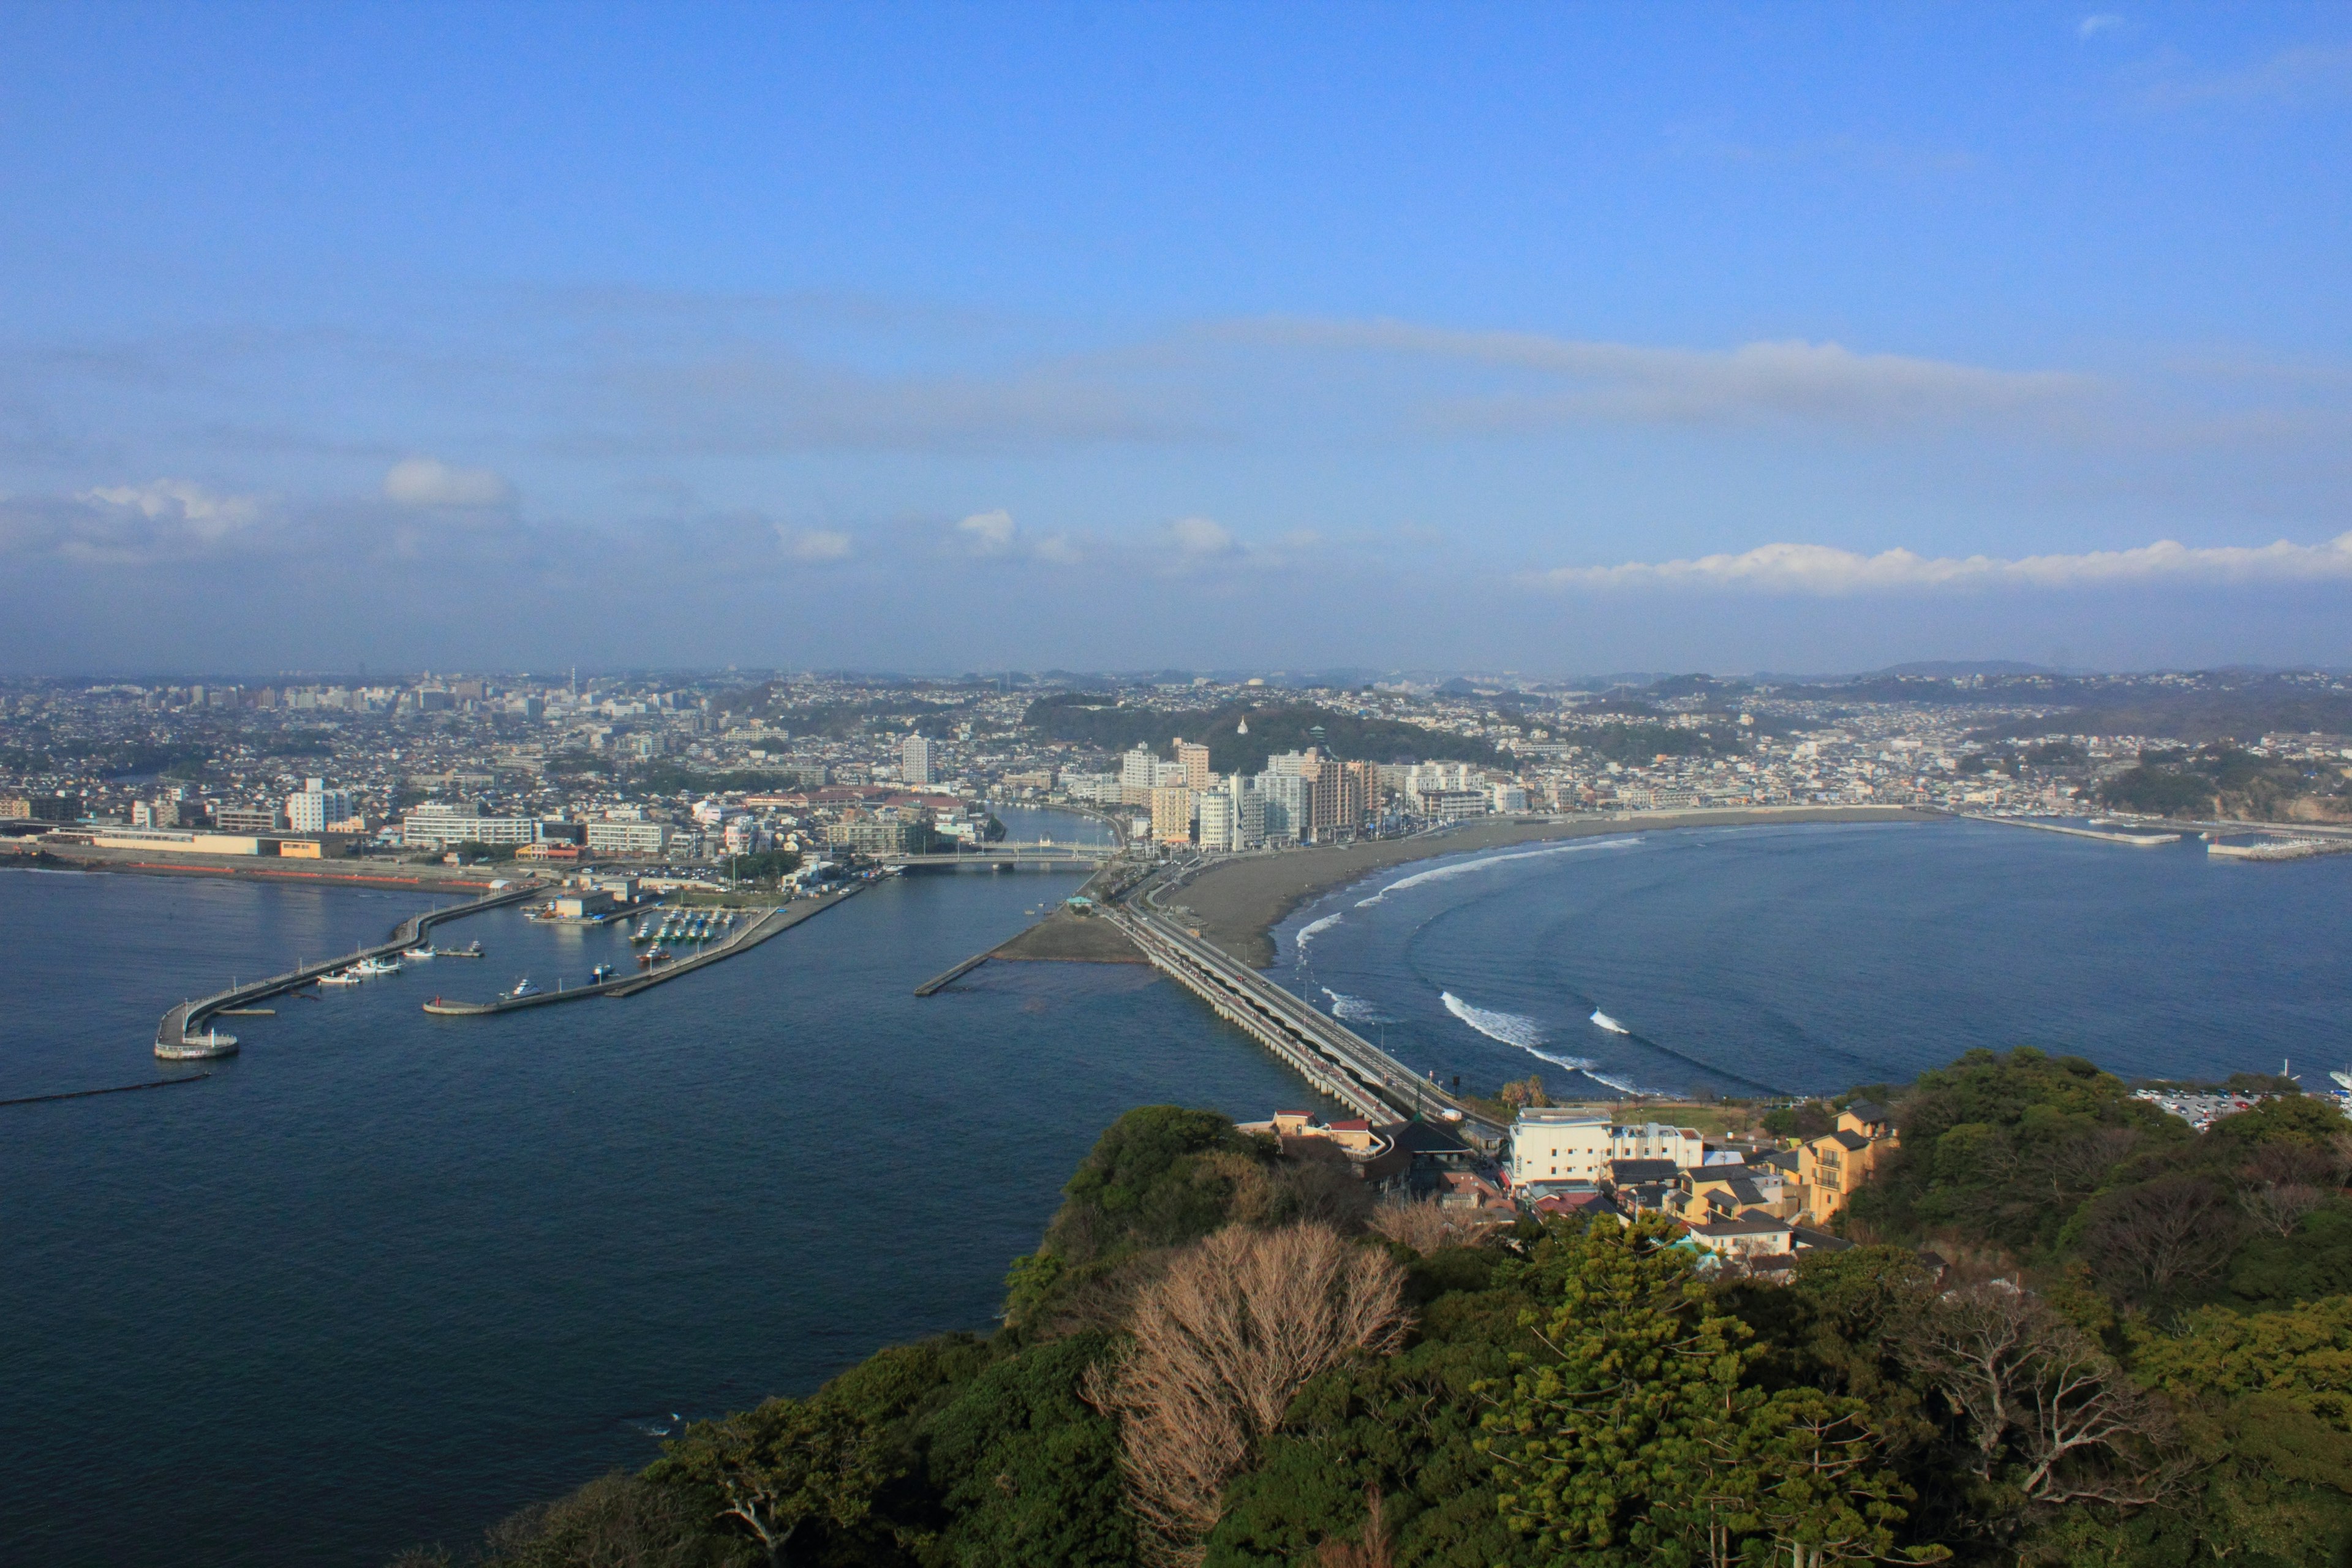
[2207,837,2352,862]
[420,884,865,1017]
[1958,814,2181,848]
[154,882,546,1060]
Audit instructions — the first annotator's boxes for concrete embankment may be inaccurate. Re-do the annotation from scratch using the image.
[155,882,546,1058]
[1956,815,2180,848]
[421,884,865,1017]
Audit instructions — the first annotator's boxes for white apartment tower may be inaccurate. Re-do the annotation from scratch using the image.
[902,734,937,786]
[285,777,353,833]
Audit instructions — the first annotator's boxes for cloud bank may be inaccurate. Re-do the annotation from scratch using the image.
[1256,318,2092,426]
[383,456,514,508]
[1533,533,2352,594]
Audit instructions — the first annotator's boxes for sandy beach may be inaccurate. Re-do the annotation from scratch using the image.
[1162,804,1933,967]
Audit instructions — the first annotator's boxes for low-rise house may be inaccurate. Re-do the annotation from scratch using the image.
[1685,1211,1796,1260]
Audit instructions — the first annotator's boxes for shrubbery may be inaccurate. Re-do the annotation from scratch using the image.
[400,1065,2352,1567]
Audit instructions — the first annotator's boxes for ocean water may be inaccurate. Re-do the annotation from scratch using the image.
[1278,819,2352,1101]
[0,810,1321,1568]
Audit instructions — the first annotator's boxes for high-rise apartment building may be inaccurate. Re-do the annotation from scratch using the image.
[902,734,937,786]
[1175,739,1212,790]
[285,778,354,833]
[1254,771,1306,843]
[1150,785,1194,845]
[1195,788,1235,851]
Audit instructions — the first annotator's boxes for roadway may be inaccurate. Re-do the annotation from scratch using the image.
[1102,869,1507,1146]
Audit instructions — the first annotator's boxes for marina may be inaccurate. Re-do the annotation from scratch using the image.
[151,882,543,1060]
[419,885,865,1017]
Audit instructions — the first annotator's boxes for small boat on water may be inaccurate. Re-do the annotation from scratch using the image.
[507,977,541,999]
[402,946,437,960]
[442,941,485,958]
[591,963,617,982]
[318,968,364,986]
[355,956,402,977]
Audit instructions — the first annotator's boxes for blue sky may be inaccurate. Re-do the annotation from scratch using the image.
[3,2,2350,674]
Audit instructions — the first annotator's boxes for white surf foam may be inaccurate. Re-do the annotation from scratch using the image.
[1354,835,1637,907]
[1589,1009,1630,1035]
[1294,911,1344,953]
[1442,990,1553,1050]
[1321,987,1394,1025]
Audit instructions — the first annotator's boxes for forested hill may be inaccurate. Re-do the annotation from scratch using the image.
[399,1052,2352,1568]
[1022,696,1499,772]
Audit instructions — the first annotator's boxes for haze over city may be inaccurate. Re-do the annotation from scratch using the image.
[4,4,2351,674]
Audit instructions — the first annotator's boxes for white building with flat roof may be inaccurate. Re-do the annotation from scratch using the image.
[1509,1110,1612,1188]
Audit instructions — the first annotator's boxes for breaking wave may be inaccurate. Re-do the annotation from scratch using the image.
[1355,835,1637,907]
[1322,988,1396,1025]
[1589,1009,1630,1035]
[1581,1069,1647,1096]
[1441,990,1545,1047]
[1294,911,1344,953]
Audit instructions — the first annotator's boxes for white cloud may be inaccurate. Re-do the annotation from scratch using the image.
[0,480,271,565]
[1031,532,1083,565]
[1255,318,2091,427]
[2078,13,2124,40]
[777,526,853,562]
[1166,515,1238,557]
[956,507,1018,554]
[1532,534,2352,594]
[383,456,515,508]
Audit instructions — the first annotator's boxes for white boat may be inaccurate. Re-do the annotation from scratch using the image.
[355,957,402,977]
[318,968,364,986]
[507,977,541,999]
[402,946,436,960]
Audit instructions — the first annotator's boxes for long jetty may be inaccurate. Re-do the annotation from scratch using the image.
[420,884,865,1017]
[1100,902,1506,1146]
[1956,814,2181,848]
[154,881,545,1058]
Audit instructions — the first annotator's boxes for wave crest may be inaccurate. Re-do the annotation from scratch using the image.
[1322,987,1396,1025]
[1355,836,1638,906]
[1294,911,1344,953]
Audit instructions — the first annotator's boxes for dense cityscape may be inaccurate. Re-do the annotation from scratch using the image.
[6,668,2350,881]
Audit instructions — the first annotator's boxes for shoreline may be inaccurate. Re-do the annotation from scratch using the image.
[1167,805,1934,968]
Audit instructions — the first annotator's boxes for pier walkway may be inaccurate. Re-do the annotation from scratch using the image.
[420,883,865,1016]
[1101,901,1506,1147]
[155,881,545,1058]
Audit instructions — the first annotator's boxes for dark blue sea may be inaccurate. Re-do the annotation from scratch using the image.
[1276,818,2352,1102]
[0,809,1317,1568]
[8,815,2350,1566]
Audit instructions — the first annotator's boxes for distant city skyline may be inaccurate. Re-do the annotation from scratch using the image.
[3,5,2350,672]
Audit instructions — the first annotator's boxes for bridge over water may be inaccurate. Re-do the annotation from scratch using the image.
[881,840,1118,870]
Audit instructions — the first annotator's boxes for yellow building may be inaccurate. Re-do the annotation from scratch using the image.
[1175,739,1213,790]
[1794,1103,1898,1223]
[1151,785,1194,843]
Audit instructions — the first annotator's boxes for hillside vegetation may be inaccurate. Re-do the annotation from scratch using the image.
[397,1053,2352,1568]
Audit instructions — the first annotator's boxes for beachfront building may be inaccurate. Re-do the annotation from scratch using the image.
[1508,1109,1612,1190]
[1151,784,1193,845]
[1794,1102,1899,1223]
[1608,1121,1708,1168]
